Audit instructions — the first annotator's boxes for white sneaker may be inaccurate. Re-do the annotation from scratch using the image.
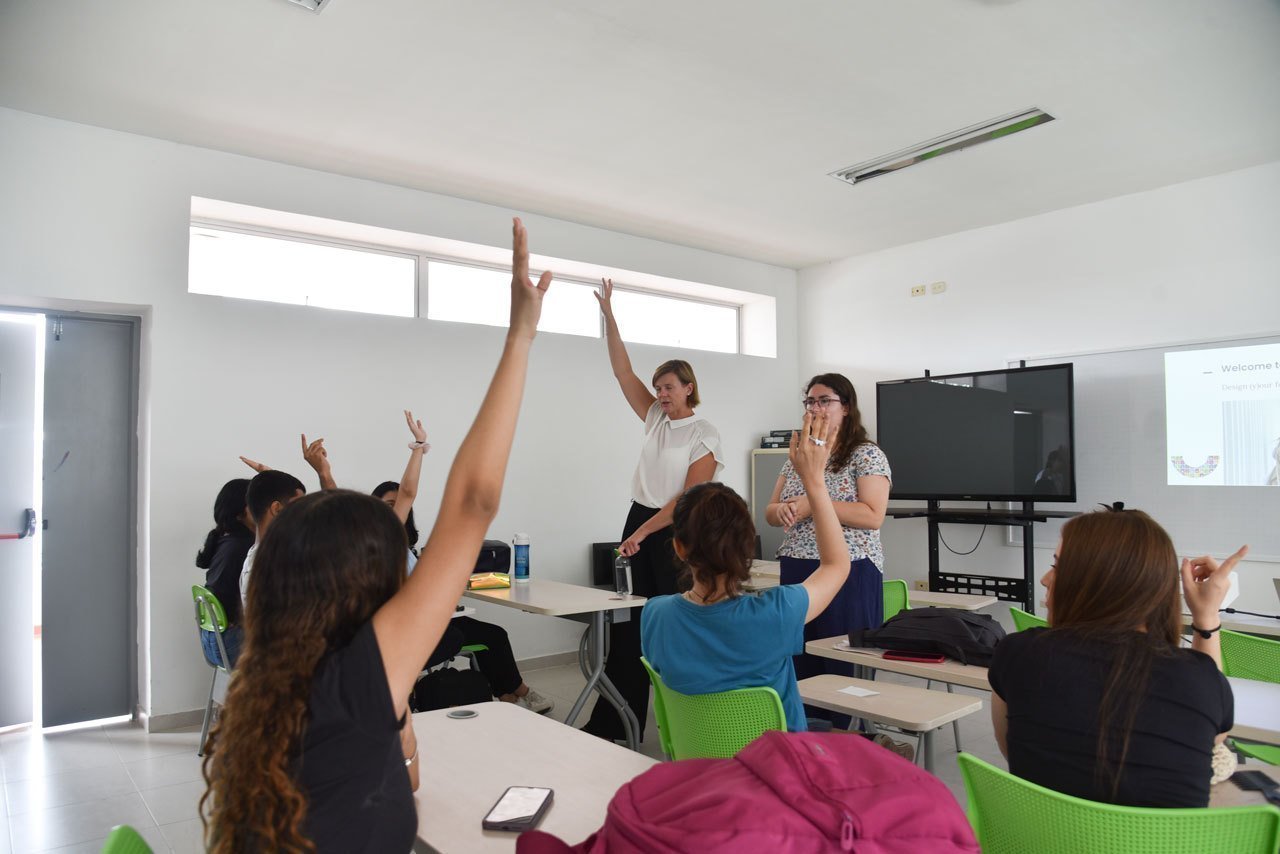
[516,688,554,715]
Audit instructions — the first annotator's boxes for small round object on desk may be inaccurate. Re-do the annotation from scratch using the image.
[446,709,479,719]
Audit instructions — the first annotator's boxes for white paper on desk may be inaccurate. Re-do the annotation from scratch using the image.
[838,685,880,698]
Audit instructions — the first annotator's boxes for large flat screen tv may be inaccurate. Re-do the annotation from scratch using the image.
[876,363,1076,502]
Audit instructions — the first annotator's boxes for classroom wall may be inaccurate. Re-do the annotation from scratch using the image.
[0,107,801,723]
[797,160,1280,614]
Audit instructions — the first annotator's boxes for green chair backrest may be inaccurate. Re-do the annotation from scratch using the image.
[1233,739,1280,766]
[883,579,910,620]
[192,585,229,634]
[1221,629,1280,683]
[101,824,153,854]
[957,752,1280,854]
[1010,607,1048,632]
[641,657,786,760]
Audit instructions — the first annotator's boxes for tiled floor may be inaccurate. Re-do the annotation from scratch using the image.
[0,663,1005,852]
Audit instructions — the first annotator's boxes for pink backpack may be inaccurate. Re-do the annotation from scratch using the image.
[518,731,979,853]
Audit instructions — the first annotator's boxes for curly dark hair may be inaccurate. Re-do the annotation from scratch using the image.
[672,482,756,598]
[805,373,873,472]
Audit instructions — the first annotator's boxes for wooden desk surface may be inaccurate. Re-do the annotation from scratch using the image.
[805,637,991,691]
[797,674,983,731]
[909,591,998,611]
[412,702,657,853]
[463,579,646,617]
[1228,677,1280,746]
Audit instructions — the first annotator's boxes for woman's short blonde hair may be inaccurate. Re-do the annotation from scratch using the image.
[652,360,700,408]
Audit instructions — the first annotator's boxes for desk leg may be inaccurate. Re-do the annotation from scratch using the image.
[562,612,640,752]
[919,730,935,774]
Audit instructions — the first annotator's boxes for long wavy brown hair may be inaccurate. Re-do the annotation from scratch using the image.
[200,490,407,852]
[1045,508,1181,799]
[805,373,873,472]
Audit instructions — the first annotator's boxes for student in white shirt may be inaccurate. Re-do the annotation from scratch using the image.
[582,278,724,742]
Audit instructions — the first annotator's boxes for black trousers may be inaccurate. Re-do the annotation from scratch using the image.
[583,501,683,741]
[425,617,523,697]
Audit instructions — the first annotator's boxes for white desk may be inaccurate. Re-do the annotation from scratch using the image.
[796,675,982,773]
[412,702,656,853]
[1182,611,1280,639]
[464,580,647,750]
[806,637,991,691]
[1228,676,1280,746]
[909,591,998,611]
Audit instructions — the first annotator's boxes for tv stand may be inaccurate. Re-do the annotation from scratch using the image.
[886,501,1079,614]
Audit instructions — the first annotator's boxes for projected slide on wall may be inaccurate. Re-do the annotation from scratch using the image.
[1166,343,1280,486]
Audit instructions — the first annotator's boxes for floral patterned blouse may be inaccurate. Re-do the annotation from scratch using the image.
[777,443,892,569]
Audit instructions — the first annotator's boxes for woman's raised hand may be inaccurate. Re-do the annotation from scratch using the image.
[238,455,271,473]
[1181,544,1248,624]
[510,218,551,340]
[789,410,836,482]
[404,409,428,445]
[593,277,615,318]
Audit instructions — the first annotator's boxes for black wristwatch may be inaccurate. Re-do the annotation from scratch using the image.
[1191,622,1221,639]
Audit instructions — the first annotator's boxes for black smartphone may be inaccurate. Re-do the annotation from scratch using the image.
[482,786,554,832]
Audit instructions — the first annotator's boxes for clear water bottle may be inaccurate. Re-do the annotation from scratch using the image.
[613,549,631,596]
[512,533,530,583]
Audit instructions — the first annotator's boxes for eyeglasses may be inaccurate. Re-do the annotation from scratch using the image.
[802,396,842,410]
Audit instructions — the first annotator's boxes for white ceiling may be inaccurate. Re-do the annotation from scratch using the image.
[2,0,1278,268]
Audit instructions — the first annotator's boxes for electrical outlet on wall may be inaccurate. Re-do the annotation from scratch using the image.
[931,281,947,294]
[910,285,926,297]
[913,580,928,590]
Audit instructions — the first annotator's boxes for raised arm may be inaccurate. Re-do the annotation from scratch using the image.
[392,410,429,525]
[792,412,851,622]
[374,218,550,718]
[1181,545,1247,672]
[301,434,337,491]
[595,278,655,421]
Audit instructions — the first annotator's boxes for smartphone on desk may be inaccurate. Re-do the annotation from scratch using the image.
[482,786,554,832]
[883,650,947,664]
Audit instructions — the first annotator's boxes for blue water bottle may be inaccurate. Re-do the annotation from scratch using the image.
[513,533,530,583]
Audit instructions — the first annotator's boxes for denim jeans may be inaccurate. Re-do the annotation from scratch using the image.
[201,625,243,668]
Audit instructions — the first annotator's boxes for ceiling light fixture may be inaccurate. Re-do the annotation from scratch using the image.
[830,107,1054,187]
[283,0,332,12]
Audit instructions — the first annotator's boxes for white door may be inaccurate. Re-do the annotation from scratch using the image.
[0,311,43,729]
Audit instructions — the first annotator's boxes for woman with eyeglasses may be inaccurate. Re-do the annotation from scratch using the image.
[582,278,724,743]
[766,373,891,719]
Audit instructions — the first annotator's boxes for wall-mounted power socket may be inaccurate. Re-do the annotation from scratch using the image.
[913,580,928,590]
[931,281,947,294]
[910,285,926,297]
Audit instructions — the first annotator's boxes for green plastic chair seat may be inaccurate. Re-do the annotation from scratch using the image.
[883,579,909,620]
[1221,630,1280,683]
[641,657,786,760]
[1010,607,1048,632]
[957,752,1280,854]
[101,824,153,854]
[460,643,488,653]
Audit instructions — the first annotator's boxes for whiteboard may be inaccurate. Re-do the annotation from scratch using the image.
[1009,333,1280,562]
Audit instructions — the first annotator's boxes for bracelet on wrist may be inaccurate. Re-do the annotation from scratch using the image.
[404,746,418,766]
[407,441,430,452]
[1190,622,1221,640]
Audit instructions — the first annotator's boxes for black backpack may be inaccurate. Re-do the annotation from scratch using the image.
[848,607,1007,666]
[474,539,511,574]
[410,667,492,712]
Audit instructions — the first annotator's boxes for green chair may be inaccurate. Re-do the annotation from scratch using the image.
[461,642,489,674]
[101,824,153,854]
[957,752,1280,854]
[883,579,910,619]
[641,657,786,760]
[1222,629,1280,683]
[1010,607,1049,632]
[1234,740,1280,766]
[192,584,232,757]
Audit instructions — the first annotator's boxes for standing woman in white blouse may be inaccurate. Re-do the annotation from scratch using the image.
[583,278,724,742]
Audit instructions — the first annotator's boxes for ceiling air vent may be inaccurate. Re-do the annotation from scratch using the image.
[830,107,1054,187]
[284,0,332,11]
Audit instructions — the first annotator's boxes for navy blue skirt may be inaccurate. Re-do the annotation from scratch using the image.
[780,555,884,724]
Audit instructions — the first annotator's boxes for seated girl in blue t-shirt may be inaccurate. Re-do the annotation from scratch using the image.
[640,410,850,731]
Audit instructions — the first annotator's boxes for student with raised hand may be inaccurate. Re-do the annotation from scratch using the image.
[202,218,550,853]
[989,507,1243,808]
[584,277,724,742]
[195,478,253,667]
[640,410,849,732]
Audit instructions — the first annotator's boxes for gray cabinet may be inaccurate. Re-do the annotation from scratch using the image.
[750,449,789,560]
